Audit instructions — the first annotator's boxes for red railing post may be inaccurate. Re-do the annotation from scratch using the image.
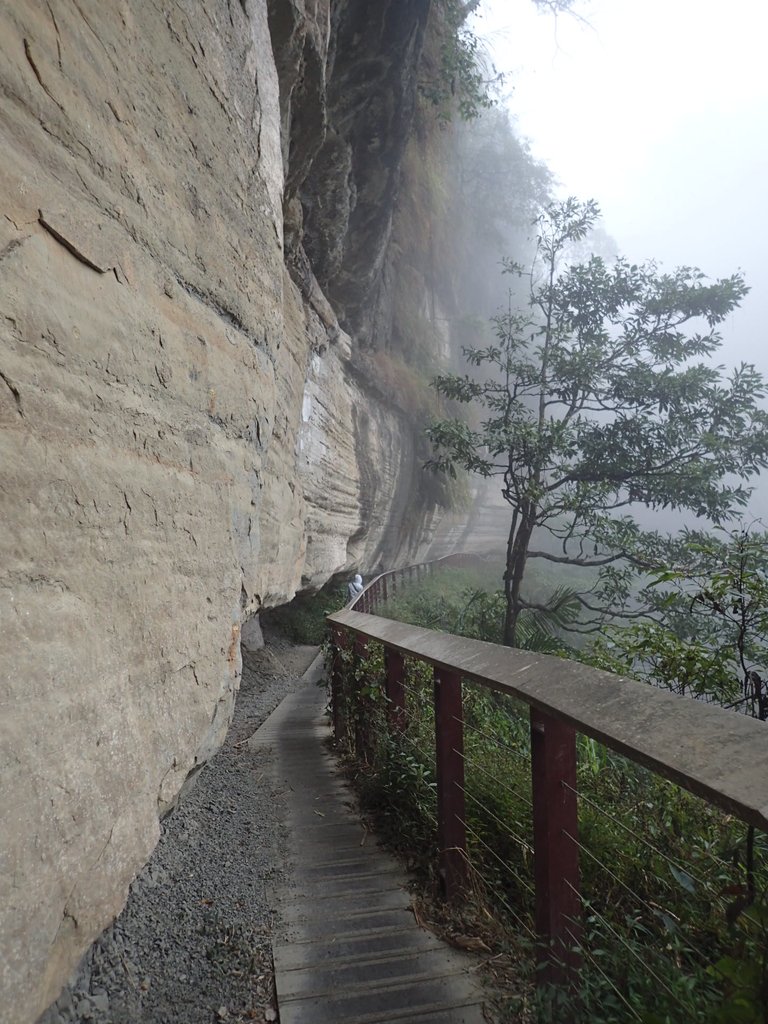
[434,667,468,900]
[384,647,406,732]
[330,626,347,743]
[530,708,582,991]
[353,634,370,758]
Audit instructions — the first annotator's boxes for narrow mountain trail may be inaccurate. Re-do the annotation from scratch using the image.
[40,631,320,1024]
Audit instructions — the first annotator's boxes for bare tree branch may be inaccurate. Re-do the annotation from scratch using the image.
[527,550,625,568]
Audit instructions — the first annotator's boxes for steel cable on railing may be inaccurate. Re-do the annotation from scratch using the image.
[459,818,536,940]
[459,717,532,766]
[560,827,739,998]
[396,729,438,775]
[458,744,533,811]
[331,555,768,1020]
[577,946,644,1022]
[401,679,435,703]
[562,780,733,895]
[561,876,695,1013]
[460,815,535,898]
[448,743,535,910]
[457,685,754,1014]
[562,827,682,923]
[396,688,434,735]
[455,777,534,861]
[561,779,761,931]
[450,691,531,785]
[565,872,720,1024]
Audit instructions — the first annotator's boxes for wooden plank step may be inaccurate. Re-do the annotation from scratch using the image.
[250,673,487,1024]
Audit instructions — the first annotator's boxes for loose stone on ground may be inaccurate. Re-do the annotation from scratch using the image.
[39,632,320,1024]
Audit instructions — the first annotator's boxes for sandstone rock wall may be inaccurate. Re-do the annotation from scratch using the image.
[0,1,438,1020]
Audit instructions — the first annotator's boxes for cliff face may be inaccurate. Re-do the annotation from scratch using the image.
[0,2,437,1019]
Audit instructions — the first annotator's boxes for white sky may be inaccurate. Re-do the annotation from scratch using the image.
[474,0,768,372]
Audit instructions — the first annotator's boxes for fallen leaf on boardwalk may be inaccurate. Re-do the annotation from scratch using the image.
[410,904,426,929]
[470,952,507,973]
[313,809,325,817]
[450,934,491,953]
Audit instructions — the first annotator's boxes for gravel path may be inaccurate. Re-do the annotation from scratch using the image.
[40,632,322,1024]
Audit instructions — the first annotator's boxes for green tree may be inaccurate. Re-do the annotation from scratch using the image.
[596,525,768,712]
[592,524,768,1023]
[427,198,768,646]
[419,0,498,124]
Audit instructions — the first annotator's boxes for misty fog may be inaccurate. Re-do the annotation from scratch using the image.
[466,0,768,534]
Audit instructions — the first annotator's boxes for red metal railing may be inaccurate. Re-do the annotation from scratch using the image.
[349,553,484,615]
[328,557,768,1004]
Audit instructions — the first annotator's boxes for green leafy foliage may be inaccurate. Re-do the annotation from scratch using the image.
[331,569,768,1022]
[595,525,768,709]
[427,197,768,645]
[379,565,579,653]
[263,582,347,644]
[582,527,768,1020]
[419,0,498,124]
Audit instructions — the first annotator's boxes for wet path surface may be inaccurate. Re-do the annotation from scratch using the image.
[254,668,485,1024]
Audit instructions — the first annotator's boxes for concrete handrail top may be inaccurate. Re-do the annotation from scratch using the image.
[328,607,768,832]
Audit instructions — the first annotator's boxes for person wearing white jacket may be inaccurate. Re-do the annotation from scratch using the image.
[347,573,364,603]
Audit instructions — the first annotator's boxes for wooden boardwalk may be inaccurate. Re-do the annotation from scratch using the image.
[249,657,485,1024]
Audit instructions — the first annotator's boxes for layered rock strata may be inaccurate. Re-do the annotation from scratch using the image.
[0,1,437,1019]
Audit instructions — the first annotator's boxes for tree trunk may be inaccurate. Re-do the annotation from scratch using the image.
[503,507,517,646]
[504,504,536,648]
